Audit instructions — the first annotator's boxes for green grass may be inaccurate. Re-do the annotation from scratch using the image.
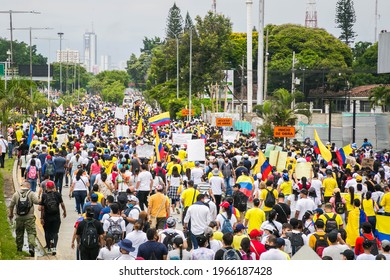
[0,159,25,260]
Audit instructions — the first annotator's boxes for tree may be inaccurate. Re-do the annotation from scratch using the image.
[184,11,194,32]
[140,36,163,54]
[335,0,357,45]
[368,86,390,112]
[100,81,125,104]
[166,3,183,39]
[0,38,47,66]
[96,70,130,87]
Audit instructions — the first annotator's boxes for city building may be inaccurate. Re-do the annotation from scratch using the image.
[100,55,111,71]
[56,49,80,64]
[84,31,97,73]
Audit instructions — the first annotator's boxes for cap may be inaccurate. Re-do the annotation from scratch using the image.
[235,223,247,231]
[91,193,98,201]
[356,175,362,182]
[195,161,200,166]
[381,240,390,249]
[127,195,139,203]
[314,208,324,215]
[276,237,285,247]
[340,249,355,260]
[117,239,135,252]
[219,201,230,209]
[46,181,55,188]
[46,155,52,160]
[262,224,275,232]
[166,217,176,228]
[249,229,263,239]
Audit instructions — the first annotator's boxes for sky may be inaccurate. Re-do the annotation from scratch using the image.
[0,0,389,69]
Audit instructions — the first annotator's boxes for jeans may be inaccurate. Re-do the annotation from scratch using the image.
[73,190,88,214]
[28,178,38,192]
[190,232,200,250]
[8,143,13,158]
[224,177,233,196]
[90,174,97,189]
[368,216,377,236]
[0,152,5,168]
[137,190,150,211]
[55,172,65,194]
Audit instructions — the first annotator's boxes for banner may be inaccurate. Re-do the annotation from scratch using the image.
[222,130,240,143]
[361,158,374,170]
[84,125,93,136]
[187,139,206,161]
[115,125,130,138]
[269,151,288,172]
[115,108,125,120]
[172,133,192,145]
[264,144,283,158]
[136,145,154,158]
[56,104,64,116]
[295,162,313,179]
[56,134,68,145]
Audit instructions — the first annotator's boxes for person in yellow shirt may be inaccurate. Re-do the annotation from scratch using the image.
[318,203,344,233]
[166,157,182,176]
[362,191,379,230]
[244,198,266,233]
[277,174,292,199]
[259,180,279,219]
[232,223,249,250]
[308,219,330,255]
[345,199,362,247]
[344,186,361,221]
[180,180,199,223]
[177,148,187,162]
[15,127,24,144]
[380,185,390,213]
[148,185,170,230]
[322,169,338,203]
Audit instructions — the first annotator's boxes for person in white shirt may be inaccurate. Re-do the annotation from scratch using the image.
[125,220,147,258]
[191,162,204,185]
[0,134,8,167]
[123,195,141,234]
[322,230,350,260]
[356,239,376,260]
[136,164,153,211]
[260,235,289,260]
[158,217,187,249]
[97,234,121,260]
[295,189,316,220]
[209,168,225,213]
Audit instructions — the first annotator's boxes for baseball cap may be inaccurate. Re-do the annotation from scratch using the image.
[127,195,139,203]
[235,223,247,231]
[166,217,176,228]
[340,249,355,260]
[381,240,390,250]
[46,155,52,160]
[249,229,263,239]
[219,201,230,209]
[46,181,55,188]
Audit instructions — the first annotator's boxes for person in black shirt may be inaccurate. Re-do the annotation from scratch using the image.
[214,232,242,260]
[273,193,291,224]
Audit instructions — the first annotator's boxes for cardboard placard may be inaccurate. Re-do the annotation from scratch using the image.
[222,130,240,143]
[172,133,193,145]
[84,125,93,136]
[361,158,374,170]
[345,156,356,166]
[264,144,283,158]
[115,125,130,138]
[136,145,154,158]
[56,134,68,145]
[115,108,125,120]
[187,139,206,161]
[295,162,313,179]
[269,151,288,172]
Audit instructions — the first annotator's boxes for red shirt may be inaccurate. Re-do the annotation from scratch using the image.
[250,240,267,260]
[354,233,381,255]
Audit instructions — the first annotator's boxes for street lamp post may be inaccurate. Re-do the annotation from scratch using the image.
[176,36,179,99]
[189,28,193,122]
[58,32,64,93]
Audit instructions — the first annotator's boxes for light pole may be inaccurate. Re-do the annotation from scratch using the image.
[189,28,193,122]
[58,32,64,93]
[176,35,179,99]
[257,0,265,105]
[0,10,40,67]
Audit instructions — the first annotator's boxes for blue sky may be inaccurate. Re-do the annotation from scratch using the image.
[0,0,388,68]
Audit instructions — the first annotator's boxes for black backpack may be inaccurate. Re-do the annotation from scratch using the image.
[44,162,55,176]
[324,213,338,233]
[335,201,346,214]
[363,236,379,256]
[81,220,99,248]
[16,191,32,216]
[162,231,179,251]
[313,233,329,257]
[288,232,304,255]
[264,188,276,208]
[235,191,248,212]
[44,192,59,214]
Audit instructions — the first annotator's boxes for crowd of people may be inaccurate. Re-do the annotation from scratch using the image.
[6,93,390,260]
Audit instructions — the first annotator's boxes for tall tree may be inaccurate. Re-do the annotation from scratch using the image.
[184,11,194,32]
[335,0,357,46]
[166,3,183,39]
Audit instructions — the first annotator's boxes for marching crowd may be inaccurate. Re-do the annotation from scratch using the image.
[6,94,390,261]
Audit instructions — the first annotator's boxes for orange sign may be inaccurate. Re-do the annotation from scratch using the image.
[181,109,194,116]
[274,126,296,138]
[216,118,233,127]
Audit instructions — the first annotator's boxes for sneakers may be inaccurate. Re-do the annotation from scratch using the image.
[29,249,35,257]
[175,207,180,214]
[51,247,57,256]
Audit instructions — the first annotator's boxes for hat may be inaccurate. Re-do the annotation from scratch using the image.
[219,201,230,209]
[381,240,390,249]
[249,229,263,239]
[314,208,324,215]
[117,239,135,252]
[195,161,200,166]
[127,195,139,203]
[166,217,176,228]
[46,181,55,188]
[276,237,285,247]
[340,249,355,260]
[91,193,98,201]
[300,188,308,195]
[262,224,275,232]
[356,175,362,182]
[212,168,220,176]
[235,223,247,231]
[46,155,52,160]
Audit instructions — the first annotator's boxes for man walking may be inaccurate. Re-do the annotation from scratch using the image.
[54,149,67,194]
[8,181,39,257]
[148,185,170,230]
[0,134,8,168]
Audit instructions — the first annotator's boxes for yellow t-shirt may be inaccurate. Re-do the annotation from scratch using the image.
[180,188,199,208]
[309,231,330,249]
[362,199,376,217]
[232,233,248,250]
[322,177,338,197]
[178,150,187,161]
[318,212,343,231]
[343,193,361,212]
[279,181,292,196]
[16,130,24,143]
[345,207,360,247]
[148,193,170,218]
[380,192,390,213]
[207,171,223,180]
[260,187,279,212]
[244,207,266,233]
[167,163,182,176]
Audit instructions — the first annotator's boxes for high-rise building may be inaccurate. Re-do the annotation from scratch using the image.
[100,55,111,71]
[56,49,80,64]
[84,31,97,73]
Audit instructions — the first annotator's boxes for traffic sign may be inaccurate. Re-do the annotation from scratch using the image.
[0,64,4,77]
[273,126,295,138]
[181,109,194,116]
[216,118,233,127]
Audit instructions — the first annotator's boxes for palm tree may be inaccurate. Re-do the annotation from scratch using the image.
[368,86,390,112]
[31,91,50,113]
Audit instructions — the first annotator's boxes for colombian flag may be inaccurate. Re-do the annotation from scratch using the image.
[253,150,272,181]
[313,141,320,155]
[148,112,170,127]
[27,124,34,146]
[236,174,254,198]
[153,128,165,161]
[335,144,353,165]
[313,129,332,162]
[376,214,390,241]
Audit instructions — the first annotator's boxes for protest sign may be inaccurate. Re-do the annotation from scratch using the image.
[295,162,313,179]
[56,134,68,145]
[361,158,374,170]
[172,133,192,145]
[84,125,93,136]
[187,139,206,161]
[264,144,283,158]
[269,151,288,172]
[136,145,154,158]
[115,108,125,120]
[222,130,240,143]
[115,125,129,138]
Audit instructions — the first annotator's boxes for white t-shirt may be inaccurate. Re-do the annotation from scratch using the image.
[137,171,153,191]
[191,168,204,184]
[356,253,376,260]
[73,176,89,191]
[125,230,147,258]
[260,220,283,235]
[295,198,316,220]
[209,239,223,253]
[310,179,323,199]
[168,175,182,187]
[322,244,350,260]
[209,176,224,195]
[125,206,141,234]
[216,212,237,231]
[97,244,121,260]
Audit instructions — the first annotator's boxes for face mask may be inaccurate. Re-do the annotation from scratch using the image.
[265,244,275,250]
[127,203,134,209]
[225,160,228,163]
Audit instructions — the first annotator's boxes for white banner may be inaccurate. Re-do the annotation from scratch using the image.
[187,139,206,162]
[115,108,125,120]
[56,134,68,145]
[115,125,130,138]
[172,133,192,145]
[136,145,154,158]
[84,125,93,136]
[222,130,240,143]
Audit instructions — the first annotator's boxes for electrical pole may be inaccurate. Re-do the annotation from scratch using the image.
[257,0,265,105]
[58,32,64,93]
[264,28,269,100]
[246,0,253,113]
[189,28,193,122]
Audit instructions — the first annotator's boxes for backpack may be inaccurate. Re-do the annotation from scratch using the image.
[86,157,94,175]
[235,191,248,212]
[363,235,379,256]
[27,166,37,180]
[335,201,346,214]
[289,232,304,255]
[221,215,234,234]
[44,162,55,176]
[123,207,140,226]
[264,188,276,208]
[324,213,338,233]
[162,231,179,251]
[240,250,253,260]
[313,233,328,257]
[222,248,241,260]
[81,220,99,248]
[44,192,59,214]
[107,217,124,242]
[16,191,32,216]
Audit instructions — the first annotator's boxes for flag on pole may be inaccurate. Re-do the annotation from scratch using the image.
[103,123,108,133]
[335,144,353,165]
[52,127,57,142]
[148,112,170,127]
[36,118,40,133]
[253,149,273,181]
[313,129,332,163]
[27,124,34,146]
[56,104,64,116]
[153,128,164,162]
[135,118,143,136]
